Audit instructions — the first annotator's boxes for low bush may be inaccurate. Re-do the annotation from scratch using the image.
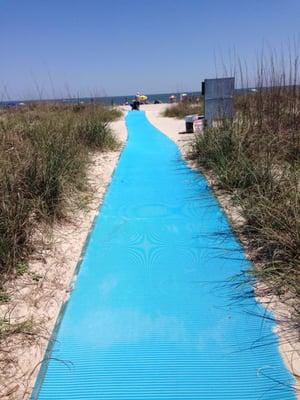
[162,100,203,119]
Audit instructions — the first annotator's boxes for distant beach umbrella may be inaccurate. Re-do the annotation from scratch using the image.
[180,93,188,102]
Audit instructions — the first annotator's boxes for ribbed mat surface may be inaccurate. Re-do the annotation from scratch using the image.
[32,111,295,399]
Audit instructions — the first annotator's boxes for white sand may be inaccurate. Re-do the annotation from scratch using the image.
[141,103,193,156]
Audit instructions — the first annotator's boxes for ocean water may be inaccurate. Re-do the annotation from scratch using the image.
[0,91,202,107]
[103,91,202,105]
[0,88,257,108]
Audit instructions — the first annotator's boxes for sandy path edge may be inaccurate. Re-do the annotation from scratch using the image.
[0,117,128,399]
[142,103,300,398]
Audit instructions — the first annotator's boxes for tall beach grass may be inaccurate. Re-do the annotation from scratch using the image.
[162,99,203,119]
[0,102,121,279]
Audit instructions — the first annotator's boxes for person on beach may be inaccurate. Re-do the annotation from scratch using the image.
[131,99,140,110]
[131,98,140,110]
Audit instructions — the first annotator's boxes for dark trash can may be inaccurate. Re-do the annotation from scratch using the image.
[185,115,199,133]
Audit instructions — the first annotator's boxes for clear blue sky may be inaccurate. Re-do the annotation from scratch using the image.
[0,0,299,100]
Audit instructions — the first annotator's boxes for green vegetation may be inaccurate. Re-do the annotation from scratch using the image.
[0,103,121,280]
[190,59,300,325]
[162,100,203,119]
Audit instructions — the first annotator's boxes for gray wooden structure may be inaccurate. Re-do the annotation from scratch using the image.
[202,77,235,125]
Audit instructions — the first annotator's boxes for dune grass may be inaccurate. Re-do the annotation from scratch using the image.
[162,100,203,119]
[190,57,300,326]
[0,103,121,279]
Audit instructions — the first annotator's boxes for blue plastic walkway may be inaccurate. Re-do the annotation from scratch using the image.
[33,111,295,399]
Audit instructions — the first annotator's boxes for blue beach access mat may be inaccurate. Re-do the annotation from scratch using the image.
[32,111,295,399]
